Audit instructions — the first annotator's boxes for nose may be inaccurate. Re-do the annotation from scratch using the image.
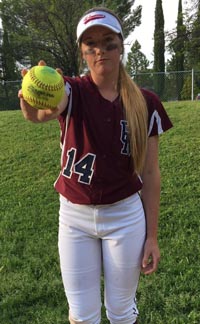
[95,41,106,54]
[96,47,105,55]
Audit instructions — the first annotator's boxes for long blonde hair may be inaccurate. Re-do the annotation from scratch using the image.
[118,63,148,174]
[78,7,148,174]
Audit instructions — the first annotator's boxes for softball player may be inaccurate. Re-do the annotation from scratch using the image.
[19,7,173,324]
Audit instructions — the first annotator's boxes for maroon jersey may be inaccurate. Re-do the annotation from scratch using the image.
[54,75,172,204]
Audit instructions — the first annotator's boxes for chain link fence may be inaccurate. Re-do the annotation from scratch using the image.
[0,80,21,111]
[133,70,200,102]
[1,70,200,111]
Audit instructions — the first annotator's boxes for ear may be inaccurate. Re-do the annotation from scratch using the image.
[82,53,86,62]
[81,49,87,63]
[81,55,86,66]
[81,54,86,65]
[120,43,124,55]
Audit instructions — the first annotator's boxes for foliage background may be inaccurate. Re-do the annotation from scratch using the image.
[1,0,200,103]
[0,0,141,76]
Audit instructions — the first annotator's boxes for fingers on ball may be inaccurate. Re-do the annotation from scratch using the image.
[21,68,28,78]
[18,89,23,98]
[38,60,46,66]
[56,68,63,76]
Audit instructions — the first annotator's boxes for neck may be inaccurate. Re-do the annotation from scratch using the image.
[90,72,119,101]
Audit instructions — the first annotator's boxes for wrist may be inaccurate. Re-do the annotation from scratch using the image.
[145,235,158,243]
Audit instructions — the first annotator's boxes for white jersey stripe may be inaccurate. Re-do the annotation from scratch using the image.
[60,82,72,167]
[148,110,164,136]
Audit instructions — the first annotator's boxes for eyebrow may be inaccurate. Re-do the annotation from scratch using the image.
[82,32,115,41]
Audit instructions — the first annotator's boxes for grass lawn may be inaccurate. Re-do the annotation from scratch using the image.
[0,101,200,324]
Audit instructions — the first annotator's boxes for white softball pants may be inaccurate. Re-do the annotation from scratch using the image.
[58,193,146,324]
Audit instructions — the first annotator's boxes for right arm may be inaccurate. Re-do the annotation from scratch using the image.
[19,90,68,123]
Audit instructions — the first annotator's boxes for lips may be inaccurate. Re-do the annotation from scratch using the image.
[95,58,108,63]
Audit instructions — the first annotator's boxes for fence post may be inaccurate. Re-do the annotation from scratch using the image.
[191,69,194,101]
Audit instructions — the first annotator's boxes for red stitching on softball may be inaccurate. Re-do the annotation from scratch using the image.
[30,68,64,92]
[25,95,57,109]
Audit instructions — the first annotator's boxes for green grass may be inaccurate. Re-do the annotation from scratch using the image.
[0,101,200,324]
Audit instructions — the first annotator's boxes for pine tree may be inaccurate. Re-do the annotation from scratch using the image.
[0,28,3,80]
[189,1,200,69]
[175,0,186,99]
[153,0,165,98]
[126,40,149,77]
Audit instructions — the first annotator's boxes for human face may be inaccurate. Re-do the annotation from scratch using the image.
[81,26,123,77]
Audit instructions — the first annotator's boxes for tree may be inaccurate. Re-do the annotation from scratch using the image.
[176,1,185,70]
[126,40,149,77]
[181,75,199,100]
[188,1,200,69]
[0,28,3,80]
[177,0,200,70]
[0,0,142,78]
[0,21,18,81]
[153,0,165,98]
[174,0,186,99]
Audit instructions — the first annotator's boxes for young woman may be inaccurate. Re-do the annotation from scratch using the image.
[19,7,173,324]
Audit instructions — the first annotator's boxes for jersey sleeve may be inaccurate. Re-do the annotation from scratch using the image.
[58,77,73,120]
[141,88,173,137]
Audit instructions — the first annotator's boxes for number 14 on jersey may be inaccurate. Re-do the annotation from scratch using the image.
[62,148,96,185]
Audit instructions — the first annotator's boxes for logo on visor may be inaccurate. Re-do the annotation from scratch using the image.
[84,14,106,24]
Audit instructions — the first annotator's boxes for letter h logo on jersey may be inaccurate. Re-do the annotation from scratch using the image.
[120,120,130,155]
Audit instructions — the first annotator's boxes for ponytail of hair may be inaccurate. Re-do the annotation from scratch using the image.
[118,62,148,174]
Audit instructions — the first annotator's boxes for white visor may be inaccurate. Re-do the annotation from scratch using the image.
[76,10,123,43]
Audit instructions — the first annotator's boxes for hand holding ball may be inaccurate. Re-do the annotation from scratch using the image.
[22,65,65,110]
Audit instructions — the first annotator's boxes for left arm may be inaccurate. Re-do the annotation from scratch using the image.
[140,135,161,275]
